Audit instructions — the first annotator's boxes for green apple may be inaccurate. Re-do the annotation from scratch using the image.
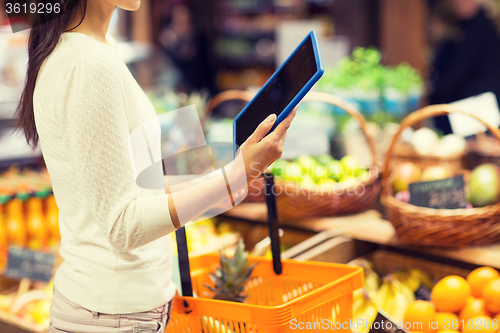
[315,154,334,166]
[326,160,343,182]
[299,174,316,189]
[271,159,289,178]
[317,178,337,193]
[341,155,362,177]
[469,163,500,207]
[341,176,360,187]
[311,165,328,183]
[282,163,304,181]
[355,169,371,182]
[296,154,318,173]
[317,178,337,185]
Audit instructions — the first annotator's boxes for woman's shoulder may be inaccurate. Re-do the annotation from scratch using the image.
[45,33,123,76]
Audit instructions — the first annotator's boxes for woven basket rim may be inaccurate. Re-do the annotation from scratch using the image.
[381,191,500,218]
[393,142,468,162]
[468,139,500,157]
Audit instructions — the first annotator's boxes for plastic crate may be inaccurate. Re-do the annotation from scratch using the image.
[166,254,364,332]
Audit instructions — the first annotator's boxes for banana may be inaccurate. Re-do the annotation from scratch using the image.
[365,269,380,294]
[373,278,391,318]
[353,288,378,333]
[349,259,376,272]
[410,268,434,290]
[392,277,416,304]
[393,268,421,292]
[374,275,415,323]
[348,259,380,294]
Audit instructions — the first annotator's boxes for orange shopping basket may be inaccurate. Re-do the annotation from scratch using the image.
[166,174,363,332]
[165,254,364,332]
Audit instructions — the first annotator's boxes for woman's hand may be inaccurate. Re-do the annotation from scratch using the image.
[238,108,296,181]
[166,108,295,227]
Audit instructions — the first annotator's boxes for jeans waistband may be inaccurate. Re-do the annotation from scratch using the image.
[53,288,165,322]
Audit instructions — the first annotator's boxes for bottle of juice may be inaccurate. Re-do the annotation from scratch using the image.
[6,198,27,247]
[26,196,48,250]
[0,201,7,271]
[45,195,60,246]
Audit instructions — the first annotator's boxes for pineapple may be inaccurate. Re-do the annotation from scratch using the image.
[206,239,257,303]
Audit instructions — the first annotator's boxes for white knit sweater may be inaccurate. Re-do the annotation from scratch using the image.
[33,32,177,314]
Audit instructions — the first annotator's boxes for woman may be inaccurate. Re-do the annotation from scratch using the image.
[15,0,293,332]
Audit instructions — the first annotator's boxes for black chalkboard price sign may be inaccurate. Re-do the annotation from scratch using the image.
[4,246,55,282]
[369,311,410,333]
[409,175,467,209]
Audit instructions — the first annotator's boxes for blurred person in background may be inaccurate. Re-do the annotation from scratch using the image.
[159,2,216,95]
[429,0,500,134]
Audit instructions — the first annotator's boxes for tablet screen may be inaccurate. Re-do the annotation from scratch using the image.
[235,36,318,147]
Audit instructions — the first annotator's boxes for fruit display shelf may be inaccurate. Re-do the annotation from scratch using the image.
[0,277,53,333]
[381,105,500,248]
[222,204,500,270]
[284,232,500,333]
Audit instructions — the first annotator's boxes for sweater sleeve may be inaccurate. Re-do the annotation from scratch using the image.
[63,52,176,252]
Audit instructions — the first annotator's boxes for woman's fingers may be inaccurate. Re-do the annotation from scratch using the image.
[263,107,296,147]
[246,114,277,144]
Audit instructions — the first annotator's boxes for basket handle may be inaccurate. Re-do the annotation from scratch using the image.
[202,90,255,124]
[381,104,500,189]
[301,91,378,167]
[204,90,377,166]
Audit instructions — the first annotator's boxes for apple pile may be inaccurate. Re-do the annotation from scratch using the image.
[392,162,500,207]
[407,127,467,158]
[270,154,371,188]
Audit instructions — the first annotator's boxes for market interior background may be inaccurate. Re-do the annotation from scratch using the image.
[2,0,500,332]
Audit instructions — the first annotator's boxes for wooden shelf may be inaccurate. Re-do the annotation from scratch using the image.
[222,202,382,232]
[342,218,500,270]
[222,203,500,269]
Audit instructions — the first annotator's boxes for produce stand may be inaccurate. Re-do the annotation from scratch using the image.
[283,236,474,278]
[3,2,500,330]
[221,205,500,270]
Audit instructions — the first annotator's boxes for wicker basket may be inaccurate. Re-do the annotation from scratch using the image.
[205,90,381,219]
[381,104,500,248]
[364,250,471,281]
[392,142,466,174]
[466,134,500,170]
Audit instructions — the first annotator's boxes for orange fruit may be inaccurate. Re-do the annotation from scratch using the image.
[482,279,500,314]
[467,267,500,298]
[431,276,471,313]
[436,312,459,330]
[404,300,438,333]
[436,330,460,333]
[460,297,491,321]
[494,313,500,322]
[462,316,497,333]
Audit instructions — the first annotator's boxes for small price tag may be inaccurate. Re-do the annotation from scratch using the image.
[369,311,410,333]
[449,92,500,137]
[415,285,432,301]
[4,246,54,282]
[409,175,467,209]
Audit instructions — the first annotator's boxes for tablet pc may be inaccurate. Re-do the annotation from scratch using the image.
[233,31,324,152]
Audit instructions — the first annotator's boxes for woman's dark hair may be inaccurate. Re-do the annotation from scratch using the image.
[15,0,87,148]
